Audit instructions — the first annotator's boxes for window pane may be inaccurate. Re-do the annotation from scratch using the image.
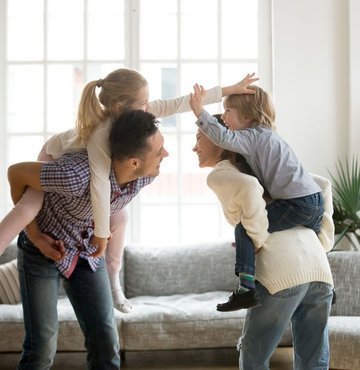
[140,63,178,128]
[221,0,258,58]
[47,64,85,133]
[139,205,178,246]
[179,63,218,131]
[7,0,44,60]
[181,63,218,95]
[7,65,44,133]
[87,63,125,81]
[8,136,45,164]
[180,0,217,59]
[181,204,223,244]
[221,63,258,86]
[47,0,84,60]
[87,0,125,60]
[139,0,177,60]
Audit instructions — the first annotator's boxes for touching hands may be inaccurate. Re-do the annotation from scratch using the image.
[223,73,259,96]
[189,83,206,118]
[90,234,111,258]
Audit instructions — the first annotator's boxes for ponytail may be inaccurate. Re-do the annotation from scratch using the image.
[74,68,148,143]
[75,80,107,143]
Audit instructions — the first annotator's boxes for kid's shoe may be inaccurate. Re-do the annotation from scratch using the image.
[217,289,261,312]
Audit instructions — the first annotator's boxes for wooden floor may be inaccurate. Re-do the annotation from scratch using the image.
[0,348,293,370]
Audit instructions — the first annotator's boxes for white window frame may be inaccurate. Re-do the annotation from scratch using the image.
[0,0,273,246]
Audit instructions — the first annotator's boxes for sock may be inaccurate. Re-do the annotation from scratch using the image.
[238,273,255,293]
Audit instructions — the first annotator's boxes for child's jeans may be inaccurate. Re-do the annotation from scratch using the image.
[235,192,324,276]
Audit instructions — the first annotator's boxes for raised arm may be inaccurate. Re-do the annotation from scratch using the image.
[148,73,259,118]
[190,73,258,119]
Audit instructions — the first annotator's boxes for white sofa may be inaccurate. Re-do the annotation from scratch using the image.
[0,240,359,369]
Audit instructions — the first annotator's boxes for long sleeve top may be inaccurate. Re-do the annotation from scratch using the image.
[44,87,222,238]
[197,110,321,200]
[207,160,334,294]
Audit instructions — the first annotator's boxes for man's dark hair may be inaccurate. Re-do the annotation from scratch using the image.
[109,110,159,161]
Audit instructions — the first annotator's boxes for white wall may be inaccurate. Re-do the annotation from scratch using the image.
[271,0,358,177]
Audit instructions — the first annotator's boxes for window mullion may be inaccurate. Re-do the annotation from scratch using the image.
[0,0,7,218]
[127,0,141,244]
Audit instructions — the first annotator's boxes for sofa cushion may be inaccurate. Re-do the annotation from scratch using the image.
[0,259,20,304]
[328,251,360,316]
[0,243,18,264]
[118,291,246,351]
[118,291,295,351]
[124,241,238,297]
[328,316,360,370]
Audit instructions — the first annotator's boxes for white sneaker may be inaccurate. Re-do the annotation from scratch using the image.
[112,289,133,314]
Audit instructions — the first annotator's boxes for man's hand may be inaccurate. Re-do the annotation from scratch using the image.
[189,83,206,118]
[26,220,66,261]
[30,233,66,261]
[223,73,259,96]
[90,235,110,258]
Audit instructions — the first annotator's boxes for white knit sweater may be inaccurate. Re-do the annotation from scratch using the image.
[207,160,334,294]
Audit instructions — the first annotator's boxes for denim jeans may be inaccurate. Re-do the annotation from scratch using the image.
[235,192,324,275]
[17,232,120,370]
[238,281,333,370]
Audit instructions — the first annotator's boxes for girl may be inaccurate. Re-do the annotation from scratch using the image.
[0,68,258,313]
[190,84,325,311]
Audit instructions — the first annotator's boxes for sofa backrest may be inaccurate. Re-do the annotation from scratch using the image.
[124,241,238,298]
[0,243,18,264]
[328,251,360,316]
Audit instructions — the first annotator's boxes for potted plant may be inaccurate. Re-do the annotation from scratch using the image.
[328,156,360,250]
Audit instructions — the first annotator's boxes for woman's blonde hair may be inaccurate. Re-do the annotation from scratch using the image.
[224,85,276,129]
[75,68,148,143]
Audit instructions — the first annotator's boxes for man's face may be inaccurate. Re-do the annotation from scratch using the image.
[192,129,223,168]
[135,130,169,177]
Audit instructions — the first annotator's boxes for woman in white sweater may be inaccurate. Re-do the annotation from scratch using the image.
[192,115,334,370]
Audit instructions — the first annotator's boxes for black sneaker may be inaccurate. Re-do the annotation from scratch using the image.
[217,289,261,312]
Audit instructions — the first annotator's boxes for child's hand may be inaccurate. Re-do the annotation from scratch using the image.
[189,83,206,118]
[231,73,259,95]
[90,235,110,258]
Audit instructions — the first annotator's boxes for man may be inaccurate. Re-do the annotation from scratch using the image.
[7,110,168,369]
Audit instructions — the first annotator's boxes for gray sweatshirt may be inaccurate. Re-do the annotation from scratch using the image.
[196,110,321,200]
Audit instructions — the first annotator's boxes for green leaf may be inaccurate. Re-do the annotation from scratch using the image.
[328,156,360,245]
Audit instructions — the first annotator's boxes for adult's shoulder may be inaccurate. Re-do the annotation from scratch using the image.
[208,160,261,189]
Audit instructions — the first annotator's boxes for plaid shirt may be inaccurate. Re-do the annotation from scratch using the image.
[31,150,154,278]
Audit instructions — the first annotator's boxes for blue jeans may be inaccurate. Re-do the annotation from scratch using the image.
[235,192,324,275]
[238,281,333,370]
[17,232,120,370]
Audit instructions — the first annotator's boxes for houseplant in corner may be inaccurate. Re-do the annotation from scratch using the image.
[328,156,360,250]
